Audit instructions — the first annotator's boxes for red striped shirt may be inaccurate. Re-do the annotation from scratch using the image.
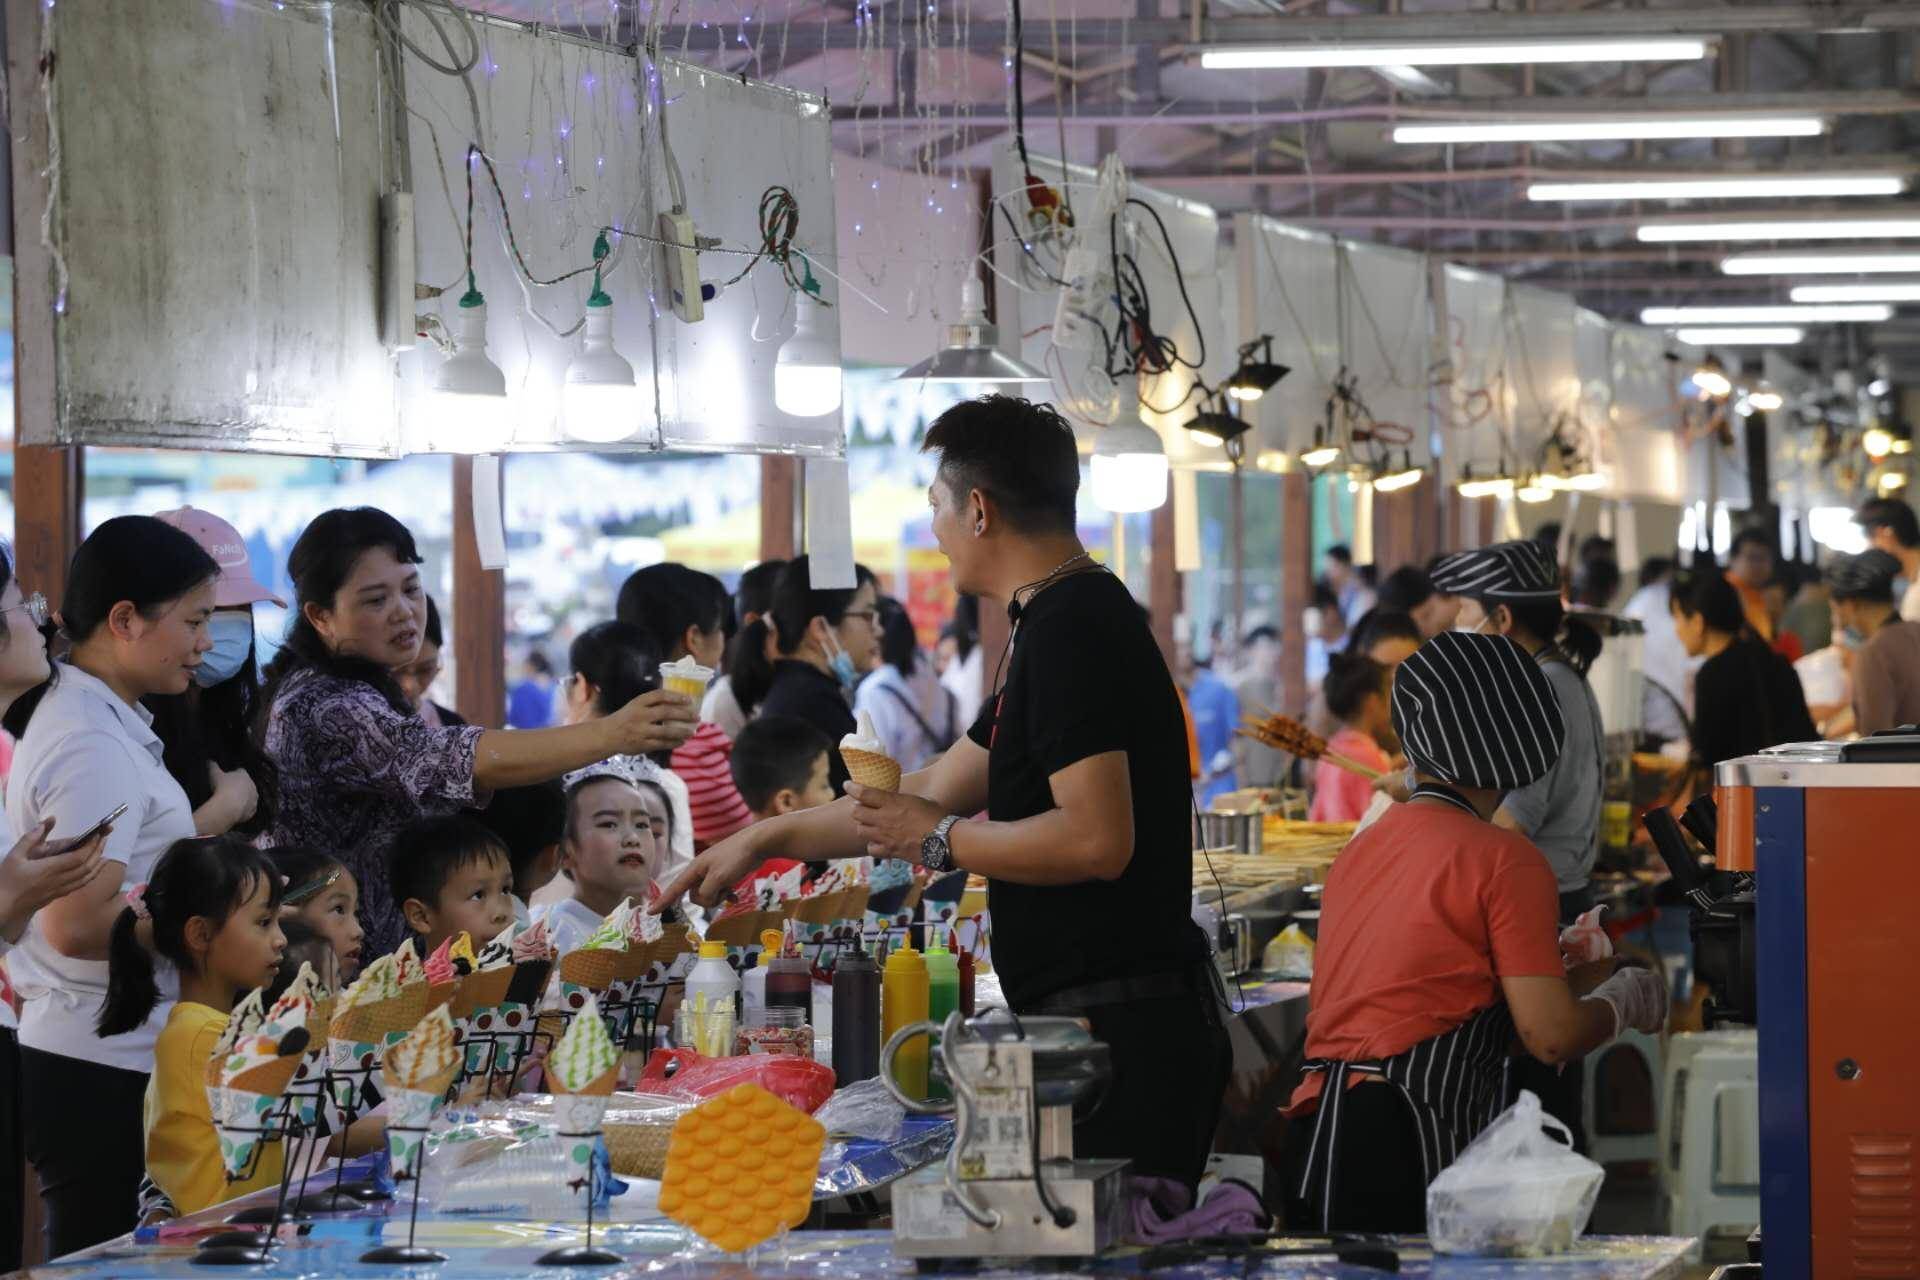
[672,721,752,850]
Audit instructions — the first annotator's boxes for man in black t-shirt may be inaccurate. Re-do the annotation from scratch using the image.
[658,395,1229,1190]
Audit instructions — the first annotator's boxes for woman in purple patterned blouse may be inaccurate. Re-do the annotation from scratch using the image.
[260,508,696,959]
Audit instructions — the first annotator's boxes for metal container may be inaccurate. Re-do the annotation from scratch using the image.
[1194,811,1264,854]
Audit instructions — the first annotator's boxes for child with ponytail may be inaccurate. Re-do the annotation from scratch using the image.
[101,836,289,1217]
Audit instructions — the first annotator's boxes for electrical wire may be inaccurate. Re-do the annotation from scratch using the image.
[381,0,482,76]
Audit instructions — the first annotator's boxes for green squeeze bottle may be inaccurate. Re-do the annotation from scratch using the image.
[923,930,961,1101]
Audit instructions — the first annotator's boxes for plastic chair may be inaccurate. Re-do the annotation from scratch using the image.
[1660,1030,1760,1241]
[1583,1028,1662,1168]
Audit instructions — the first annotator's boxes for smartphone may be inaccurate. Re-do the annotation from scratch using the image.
[32,803,129,859]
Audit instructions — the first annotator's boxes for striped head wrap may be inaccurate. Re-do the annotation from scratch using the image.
[1391,631,1565,791]
[1429,540,1562,601]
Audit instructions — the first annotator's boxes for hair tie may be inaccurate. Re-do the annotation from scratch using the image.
[126,884,151,922]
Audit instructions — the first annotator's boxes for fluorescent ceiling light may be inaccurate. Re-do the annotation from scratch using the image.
[1789,283,1920,304]
[1638,218,1920,243]
[1198,38,1708,71]
[1530,175,1905,202]
[1394,117,1823,145]
[1644,304,1892,324]
[1723,251,1920,275]
[1673,326,1806,345]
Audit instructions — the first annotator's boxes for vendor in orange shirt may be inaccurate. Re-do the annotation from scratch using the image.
[1281,631,1668,1233]
[1725,528,1777,644]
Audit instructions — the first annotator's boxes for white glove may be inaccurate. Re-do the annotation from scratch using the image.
[1559,905,1613,969]
[1589,967,1668,1038]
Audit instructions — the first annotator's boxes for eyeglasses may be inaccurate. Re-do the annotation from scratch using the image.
[4,592,49,629]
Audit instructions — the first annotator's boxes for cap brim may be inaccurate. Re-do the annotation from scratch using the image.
[214,577,287,609]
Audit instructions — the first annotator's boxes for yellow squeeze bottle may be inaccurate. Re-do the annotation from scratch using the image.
[882,946,930,1101]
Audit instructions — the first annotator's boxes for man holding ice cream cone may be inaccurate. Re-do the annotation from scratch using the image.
[658,395,1229,1193]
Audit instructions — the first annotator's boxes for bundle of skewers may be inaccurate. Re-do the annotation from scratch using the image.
[1237,711,1383,782]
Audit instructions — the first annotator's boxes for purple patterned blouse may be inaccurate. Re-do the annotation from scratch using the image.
[264,669,488,959]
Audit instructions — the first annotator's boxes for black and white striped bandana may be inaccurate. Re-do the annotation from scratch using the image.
[1390,631,1565,791]
[1429,540,1563,600]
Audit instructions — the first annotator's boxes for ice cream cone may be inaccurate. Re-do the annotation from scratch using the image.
[425,980,459,1014]
[328,1037,385,1113]
[559,947,623,992]
[229,1053,302,1100]
[329,991,417,1047]
[382,1084,448,1178]
[453,965,515,1018]
[842,747,901,792]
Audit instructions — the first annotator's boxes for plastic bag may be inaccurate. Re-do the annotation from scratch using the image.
[1426,1090,1604,1257]
[1559,905,1613,968]
[813,1077,907,1142]
[636,1047,835,1114]
[1795,644,1849,709]
[1261,924,1315,980]
[420,1102,627,1215]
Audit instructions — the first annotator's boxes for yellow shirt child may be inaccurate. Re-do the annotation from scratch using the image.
[143,1002,284,1216]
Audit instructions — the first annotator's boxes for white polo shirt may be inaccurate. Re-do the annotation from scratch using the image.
[5,663,194,1071]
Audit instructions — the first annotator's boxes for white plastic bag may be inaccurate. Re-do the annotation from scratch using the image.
[1426,1090,1604,1257]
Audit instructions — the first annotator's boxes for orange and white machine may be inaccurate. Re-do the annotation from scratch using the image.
[1708,741,1920,1279]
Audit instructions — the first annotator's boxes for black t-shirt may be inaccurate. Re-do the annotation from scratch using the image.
[1693,636,1818,766]
[760,660,857,794]
[965,570,1202,1007]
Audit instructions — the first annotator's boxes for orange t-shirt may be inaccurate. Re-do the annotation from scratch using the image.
[1287,799,1563,1115]
[1728,573,1774,643]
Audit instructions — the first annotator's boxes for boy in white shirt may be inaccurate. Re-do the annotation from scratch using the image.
[535,761,664,954]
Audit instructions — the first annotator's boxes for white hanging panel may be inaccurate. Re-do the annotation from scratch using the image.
[400,12,843,456]
[1505,285,1581,465]
[1605,323,1689,503]
[1440,264,1509,475]
[1239,216,1341,457]
[26,0,392,454]
[1573,309,1615,486]
[1337,241,1432,470]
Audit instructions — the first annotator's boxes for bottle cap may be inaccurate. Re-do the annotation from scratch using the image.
[758,929,781,966]
[698,940,728,960]
[885,945,924,973]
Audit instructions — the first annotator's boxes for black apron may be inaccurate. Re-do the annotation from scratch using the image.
[1292,782,1517,1232]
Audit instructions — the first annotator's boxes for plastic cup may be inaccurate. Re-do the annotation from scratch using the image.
[658,662,713,702]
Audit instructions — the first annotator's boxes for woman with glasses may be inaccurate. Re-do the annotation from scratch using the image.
[736,556,880,796]
[142,507,284,841]
[2,518,219,1257]
[393,596,463,729]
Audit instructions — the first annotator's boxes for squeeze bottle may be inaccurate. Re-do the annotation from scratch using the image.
[741,929,779,1026]
[831,944,881,1085]
[922,932,960,1100]
[767,940,813,1022]
[882,945,930,1101]
[683,940,742,1056]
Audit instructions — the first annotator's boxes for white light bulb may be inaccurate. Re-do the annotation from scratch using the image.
[1531,175,1905,202]
[1200,38,1707,70]
[1394,117,1823,145]
[1863,427,1895,458]
[1300,445,1342,468]
[774,289,844,418]
[1517,481,1553,504]
[1090,420,1169,512]
[432,301,514,453]
[564,301,644,443]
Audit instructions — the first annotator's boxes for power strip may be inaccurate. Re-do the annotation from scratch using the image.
[658,210,704,323]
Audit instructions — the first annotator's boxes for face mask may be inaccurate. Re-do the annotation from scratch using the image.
[824,629,859,690]
[1454,617,1492,637]
[194,613,255,688]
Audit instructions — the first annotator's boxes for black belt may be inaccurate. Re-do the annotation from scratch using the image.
[1031,962,1221,1015]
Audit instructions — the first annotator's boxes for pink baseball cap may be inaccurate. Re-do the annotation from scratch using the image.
[152,506,287,609]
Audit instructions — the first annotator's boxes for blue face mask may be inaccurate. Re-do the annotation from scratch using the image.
[825,632,859,690]
[194,613,255,688]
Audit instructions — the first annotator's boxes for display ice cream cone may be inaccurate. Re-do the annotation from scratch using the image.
[842,748,901,792]
[217,1076,295,1182]
[425,980,459,1014]
[329,990,418,1047]
[285,1051,330,1129]
[559,947,622,992]
[452,965,515,1018]
[328,1036,385,1112]
[612,948,652,984]
[229,1053,302,1100]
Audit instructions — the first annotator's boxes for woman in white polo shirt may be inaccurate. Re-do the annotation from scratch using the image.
[4,517,217,1257]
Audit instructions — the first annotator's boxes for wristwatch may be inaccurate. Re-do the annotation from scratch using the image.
[921,815,962,873]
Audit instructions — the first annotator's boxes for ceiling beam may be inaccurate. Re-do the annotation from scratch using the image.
[689,4,1920,56]
[828,87,1920,127]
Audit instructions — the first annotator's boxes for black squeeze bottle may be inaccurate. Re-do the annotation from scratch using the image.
[831,943,882,1085]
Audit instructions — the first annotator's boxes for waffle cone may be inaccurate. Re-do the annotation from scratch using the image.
[605,1121,674,1180]
[228,1054,302,1100]
[702,911,764,947]
[792,894,838,925]
[842,748,901,792]
[329,993,415,1046]
[559,947,622,991]
[425,980,459,1014]
[839,886,870,919]
[307,995,336,1037]
[612,947,653,983]
[453,965,516,1017]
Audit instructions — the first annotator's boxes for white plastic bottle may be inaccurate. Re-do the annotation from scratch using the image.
[741,930,777,1027]
[682,940,743,1056]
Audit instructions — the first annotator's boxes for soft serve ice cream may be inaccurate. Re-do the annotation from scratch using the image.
[840,711,901,791]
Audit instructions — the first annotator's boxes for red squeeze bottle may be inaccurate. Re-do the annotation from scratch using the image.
[957,942,976,1017]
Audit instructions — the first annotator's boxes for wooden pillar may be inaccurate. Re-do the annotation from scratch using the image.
[1149,500,1179,669]
[1229,464,1246,656]
[1280,471,1310,716]
[12,448,81,603]
[7,0,80,605]
[452,456,506,729]
[760,455,799,562]
[1476,497,1497,548]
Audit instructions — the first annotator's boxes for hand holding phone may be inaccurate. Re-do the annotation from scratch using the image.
[33,803,129,860]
